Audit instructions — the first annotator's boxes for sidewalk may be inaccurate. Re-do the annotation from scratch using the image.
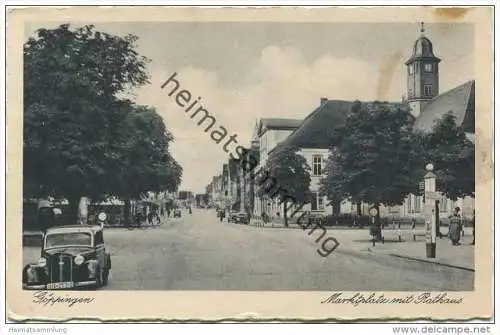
[246,221,475,271]
[249,218,427,231]
[364,228,474,271]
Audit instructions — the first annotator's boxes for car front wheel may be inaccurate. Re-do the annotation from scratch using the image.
[103,267,109,286]
[93,266,103,289]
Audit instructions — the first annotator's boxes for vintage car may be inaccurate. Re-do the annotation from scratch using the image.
[23,218,111,290]
[173,208,182,218]
[228,212,250,224]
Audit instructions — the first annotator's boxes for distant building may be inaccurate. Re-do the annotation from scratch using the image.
[271,99,407,218]
[252,118,303,218]
[255,24,475,220]
[206,23,475,221]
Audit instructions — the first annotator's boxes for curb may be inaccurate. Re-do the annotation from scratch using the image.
[370,250,475,272]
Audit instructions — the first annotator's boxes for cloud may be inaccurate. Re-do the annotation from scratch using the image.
[134,45,397,192]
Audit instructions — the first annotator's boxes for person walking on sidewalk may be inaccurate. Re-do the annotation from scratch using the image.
[219,209,226,222]
[448,207,462,246]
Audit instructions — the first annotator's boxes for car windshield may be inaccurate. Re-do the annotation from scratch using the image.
[45,232,92,248]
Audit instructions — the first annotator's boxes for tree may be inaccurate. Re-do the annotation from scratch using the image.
[24,24,150,221]
[261,146,312,227]
[424,112,474,201]
[113,104,183,224]
[321,101,424,222]
[320,146,349,215]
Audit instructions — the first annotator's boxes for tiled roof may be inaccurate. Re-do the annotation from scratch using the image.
[415,80,475,133]
[273,100,408,152]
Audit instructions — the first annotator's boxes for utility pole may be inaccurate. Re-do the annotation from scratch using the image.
[424,163,439,258]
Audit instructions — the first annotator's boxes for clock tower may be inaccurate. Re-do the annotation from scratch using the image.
[406,22,441,117]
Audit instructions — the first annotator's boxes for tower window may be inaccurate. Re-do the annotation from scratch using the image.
[409,65,414,75]
[424,63,433,72]
[424,85,432,96]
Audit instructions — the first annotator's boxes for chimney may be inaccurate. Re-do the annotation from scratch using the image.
[320,97,328,105]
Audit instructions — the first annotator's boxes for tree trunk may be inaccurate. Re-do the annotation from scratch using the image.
[283,201,288,227]
[331,199,340,215]
[375,202,382,240]
[124,198,131,227]
[67,195,80,225]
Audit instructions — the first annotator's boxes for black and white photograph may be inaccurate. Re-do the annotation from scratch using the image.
[6,6,493,322]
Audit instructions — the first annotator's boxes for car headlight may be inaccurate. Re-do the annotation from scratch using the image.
[37,257,47,267]
[26,266,39,283]
[74,254,85,265]
[87,260,98,277]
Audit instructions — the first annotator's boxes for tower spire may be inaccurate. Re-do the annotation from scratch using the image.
[420,21,425,35]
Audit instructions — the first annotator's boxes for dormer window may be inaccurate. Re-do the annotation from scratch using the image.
[424,63,433,72]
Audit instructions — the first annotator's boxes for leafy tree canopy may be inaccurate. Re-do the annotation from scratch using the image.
[24,24,181,220]
[321,101,424,208]
[114,104,183,199]
[424,112,474,200]
[260,145,312,225]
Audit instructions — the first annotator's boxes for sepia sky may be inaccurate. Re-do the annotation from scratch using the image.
[24,22,474,193]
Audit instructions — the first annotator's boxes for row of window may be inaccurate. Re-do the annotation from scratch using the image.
[409,63,434,74]
[408,84,433,98]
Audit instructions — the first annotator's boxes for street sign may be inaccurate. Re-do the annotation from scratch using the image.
[369,207,378,217]
[425,191,441,201]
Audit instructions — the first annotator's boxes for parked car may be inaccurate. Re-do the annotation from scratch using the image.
[228,212,250,224]
[227,211,237,223]
[173,208,182,218]
[22,221,111,290]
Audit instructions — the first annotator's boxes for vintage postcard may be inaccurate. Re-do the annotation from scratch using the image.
[5,6,493,321]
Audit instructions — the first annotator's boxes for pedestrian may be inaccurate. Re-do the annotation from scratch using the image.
[167,208,171,218]
[135,212,142,228]
[448,207,462,246]
[262,211,269,225]
[148,212,153,226]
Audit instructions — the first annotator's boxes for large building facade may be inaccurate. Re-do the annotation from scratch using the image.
[206,23,475,221]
